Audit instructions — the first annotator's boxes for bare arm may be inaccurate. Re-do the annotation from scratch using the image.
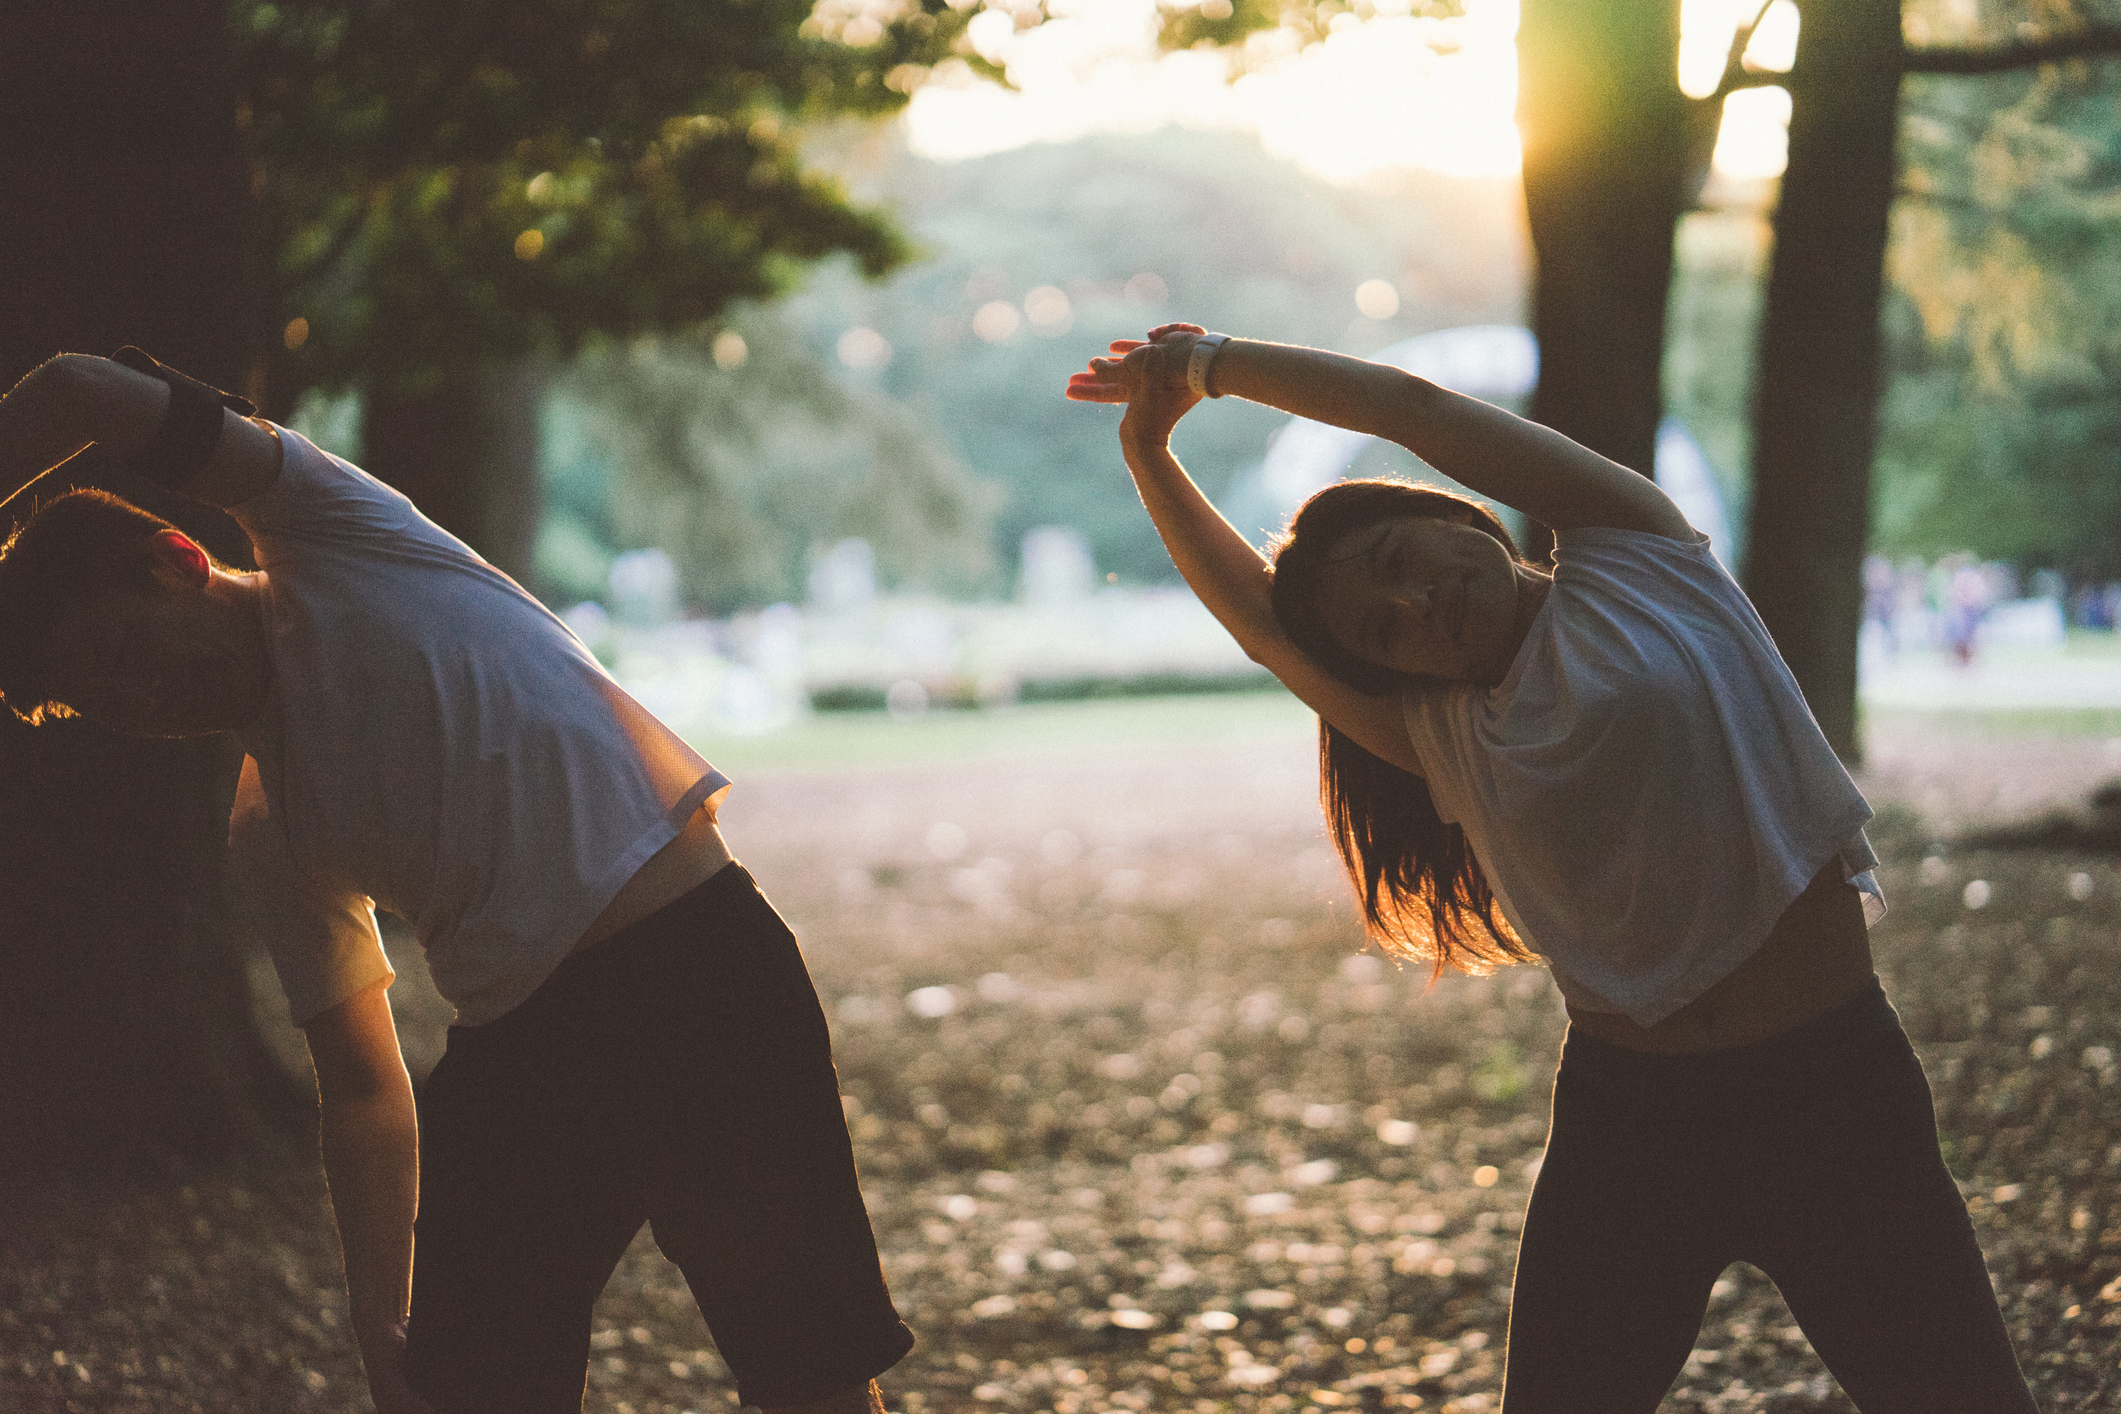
[304,981,436,1414]
[1201,337,1695,540]
[0,353,283,513]
[1066,332,1425,774]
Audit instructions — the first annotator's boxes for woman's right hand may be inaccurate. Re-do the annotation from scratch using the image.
[1065,324,1211,448]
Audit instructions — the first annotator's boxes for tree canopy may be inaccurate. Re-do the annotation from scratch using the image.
[1880,54,2121,575]
[542,313,1000,612]
[234,0,1013,410]
[520,127,1524,606]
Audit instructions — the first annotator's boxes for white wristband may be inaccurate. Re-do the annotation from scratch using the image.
[1186,333,1230,399]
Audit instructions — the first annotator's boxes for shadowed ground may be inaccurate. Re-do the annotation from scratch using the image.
[3,694,2117,1412]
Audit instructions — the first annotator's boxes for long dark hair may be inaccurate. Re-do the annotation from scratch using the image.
[1268,478,1536,976]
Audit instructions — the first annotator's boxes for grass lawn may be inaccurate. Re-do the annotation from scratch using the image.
[685,687,1319,777]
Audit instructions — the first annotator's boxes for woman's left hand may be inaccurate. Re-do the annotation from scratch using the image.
[1065,325,1208,448]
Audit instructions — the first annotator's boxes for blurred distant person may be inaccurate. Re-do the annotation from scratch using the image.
[0,351,914,1414]
[1894,556,1931,646]
[1069,326,2037,1413]
[1861,553,1897,658]
[1943,553,1992,667]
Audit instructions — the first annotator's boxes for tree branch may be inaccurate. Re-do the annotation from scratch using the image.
[1707,1,1780,103]
[1716,68,1792,97]
[1905,26,2121,74]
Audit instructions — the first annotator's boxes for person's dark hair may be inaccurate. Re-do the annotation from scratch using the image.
[1268,477,1537,976]
[0,489,177,724]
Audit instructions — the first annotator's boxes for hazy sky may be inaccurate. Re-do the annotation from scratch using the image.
[903,0,1798,184]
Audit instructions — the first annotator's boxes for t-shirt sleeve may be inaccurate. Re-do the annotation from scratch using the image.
[227,426,420,559]
[230,756,394,1025]
[1552,525,1737,613]
[1399,683,1479,822]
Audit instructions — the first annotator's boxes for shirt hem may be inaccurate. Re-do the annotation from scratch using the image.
[1546,821,1880,1028]
[441,768,732,1027]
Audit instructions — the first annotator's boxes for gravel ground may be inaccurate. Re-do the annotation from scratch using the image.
[4,707,2118,1412]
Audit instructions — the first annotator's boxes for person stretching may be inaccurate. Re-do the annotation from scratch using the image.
[1066,325,2038,1412]
[0,349,916,1414]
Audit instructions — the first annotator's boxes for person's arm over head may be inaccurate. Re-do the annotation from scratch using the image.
[1137,331,1695,541]
[1066,326,1424,774]
[0,352,283,514]
[303,980,437,1414]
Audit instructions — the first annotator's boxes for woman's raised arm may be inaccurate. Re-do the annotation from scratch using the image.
[1186,334,1694,541]
[0,353,282,517]
[1066,328,1425,775]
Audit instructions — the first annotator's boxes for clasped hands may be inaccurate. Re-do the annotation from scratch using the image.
[1064,323,1214,445]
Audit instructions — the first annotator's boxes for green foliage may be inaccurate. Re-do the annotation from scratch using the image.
[781,129,1524,584]
[232,0,1018,402]
[532,129,1521,608]
[228,3,1517,603]
[1152,0,1462,63]
[547,312,998,612]
[1663,206,1770,532]
[1880,61,2121,573]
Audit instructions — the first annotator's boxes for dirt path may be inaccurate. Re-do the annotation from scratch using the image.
[7,705,2115,1414]
[1857,717,2121,838]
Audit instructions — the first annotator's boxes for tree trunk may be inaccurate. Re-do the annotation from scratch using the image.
[1516,0,1709,557]
[1742,0,1904,763]
[361,365,546,590]
[0,1,300,1171]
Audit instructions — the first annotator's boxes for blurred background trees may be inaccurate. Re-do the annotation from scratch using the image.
[1883,13,2121,580]
[238,0,1019,580]
[1510,0,2121,759]
[1742,0,1907,762]
[548,312,1000,612]
[1513,0,1710,565]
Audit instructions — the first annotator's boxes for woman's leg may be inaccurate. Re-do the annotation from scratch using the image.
[1500,1052,1730,1413]
[403,1009,649,1414]
[411,866,914,1412]
[620,868,915,1408]
[1739,1027,2038,1414]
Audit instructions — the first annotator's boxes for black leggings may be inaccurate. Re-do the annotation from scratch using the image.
[1502,979,2037,1413]
[402,864,913,1413]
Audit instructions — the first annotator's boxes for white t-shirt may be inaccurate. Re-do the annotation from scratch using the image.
[1401,525,1882,1028]
[228,429,730,1026]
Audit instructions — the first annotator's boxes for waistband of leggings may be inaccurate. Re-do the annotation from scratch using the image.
[1559,974,1899,1091]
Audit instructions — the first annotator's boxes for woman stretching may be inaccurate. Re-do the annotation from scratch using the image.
[1065,326,2037,1412]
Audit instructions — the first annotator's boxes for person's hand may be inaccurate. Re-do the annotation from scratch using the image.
[1065,323,1210,449]
[359,1320,442,1414]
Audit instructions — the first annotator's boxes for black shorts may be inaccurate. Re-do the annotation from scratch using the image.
[402,864,913,1412]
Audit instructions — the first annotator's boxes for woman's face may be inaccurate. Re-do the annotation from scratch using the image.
[1316,512,1530,685]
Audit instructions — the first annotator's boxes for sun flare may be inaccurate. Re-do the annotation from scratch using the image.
[904,0,1791,185]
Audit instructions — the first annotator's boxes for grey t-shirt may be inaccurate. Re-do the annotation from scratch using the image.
[229,429,729,1025]
[1402,526,1882,1027]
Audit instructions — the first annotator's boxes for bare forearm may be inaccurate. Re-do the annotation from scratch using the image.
[1066,329,1429,772]
[1117,421,1279,655]
[0,352,281,511]
[1114,420,1423,770]
[318,1077,420,1352]
[1206,339,1688,536]
[0,355,169,505]
[305,981,433,1414]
